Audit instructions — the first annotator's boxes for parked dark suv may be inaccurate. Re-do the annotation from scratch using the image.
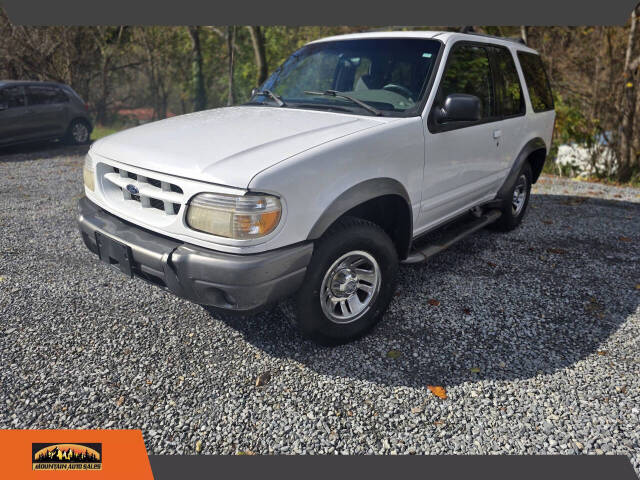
[0,80,93,147]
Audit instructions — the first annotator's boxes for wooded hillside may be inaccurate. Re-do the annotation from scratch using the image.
[1,10,639,182]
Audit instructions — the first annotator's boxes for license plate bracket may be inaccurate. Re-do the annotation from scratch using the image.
[95,232,133,277]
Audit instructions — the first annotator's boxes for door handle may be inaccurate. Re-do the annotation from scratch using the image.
[493,129,502,139]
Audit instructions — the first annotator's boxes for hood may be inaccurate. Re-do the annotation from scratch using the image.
[91,106,386,188]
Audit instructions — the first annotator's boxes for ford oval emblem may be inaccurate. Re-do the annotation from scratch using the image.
[126,184,139,195]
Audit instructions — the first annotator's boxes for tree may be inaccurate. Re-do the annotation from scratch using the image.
[188,26,207,111]
[248,26,268,87]
[618,5,640,181]
[227,26,236,106]
[92,26,128,125]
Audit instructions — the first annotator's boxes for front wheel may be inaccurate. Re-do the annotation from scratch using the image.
[64,119,91,145]
[282,217,398,345]
[491,162,532,231]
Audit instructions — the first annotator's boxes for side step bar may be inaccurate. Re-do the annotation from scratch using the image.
[402,209,502,265]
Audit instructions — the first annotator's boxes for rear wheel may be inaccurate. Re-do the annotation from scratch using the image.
[64,119,91,145]
[281,217,398,345]
[492,162,532,231]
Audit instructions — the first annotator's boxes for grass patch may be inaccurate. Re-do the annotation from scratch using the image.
[91,125,127,141]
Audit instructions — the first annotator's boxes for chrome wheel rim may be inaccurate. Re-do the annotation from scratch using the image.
[512,174,528,216]
[320,250,381,324]
[72,123,88,143]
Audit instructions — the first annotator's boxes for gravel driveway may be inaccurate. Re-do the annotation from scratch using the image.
[1,145,639,470]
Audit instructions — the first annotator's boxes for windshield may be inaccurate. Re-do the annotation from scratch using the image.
[249,38,441,116]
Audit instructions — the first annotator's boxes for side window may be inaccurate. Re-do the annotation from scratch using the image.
[437,44,494,119]
[0,86,26,108]
[53,87,69,103]
[27,86,67,106]
[517,52,554,112]
[491,47,524,117]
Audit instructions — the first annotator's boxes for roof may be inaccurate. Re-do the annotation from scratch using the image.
[308,30,539,54]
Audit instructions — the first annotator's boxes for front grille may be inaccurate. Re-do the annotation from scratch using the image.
[101,164,184,216]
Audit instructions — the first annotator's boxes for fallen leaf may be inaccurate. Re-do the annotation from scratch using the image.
[115,396,124,407]
[410,406,424,414]
[427,385,447,399]
[386,349,402,359]
[0,276,5,283]
[613,194,623,198]
[195,440,202,453]
[487,261,497,267]
[563,197,587,206]
[462,308,471,315]
[433,420,445,426]
[619,236,631,242]
[542,219,553,225]
[635,284,640,290]
[146,379,152,385]
[597,350,607,356]
[237,450,255,455]
[546,248,567,255]
[428,299,440,306]
[470,367,481,374]
[255,371,271,387]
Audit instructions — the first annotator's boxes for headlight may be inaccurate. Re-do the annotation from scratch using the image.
[186,193,281,239]
[83,155,95,192]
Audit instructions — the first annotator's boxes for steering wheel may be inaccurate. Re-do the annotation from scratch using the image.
[382,83,414,100]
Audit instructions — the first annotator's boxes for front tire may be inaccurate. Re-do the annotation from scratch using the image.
[64,119,91,145]
[492,162,532,232]
[283,217,398,345]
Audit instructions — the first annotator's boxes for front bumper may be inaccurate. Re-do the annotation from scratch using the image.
[77,197,313,312]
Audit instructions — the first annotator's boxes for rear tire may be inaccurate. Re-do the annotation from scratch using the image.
[64,119,91,145]
[281,217,398,345]
[491,162,532,232]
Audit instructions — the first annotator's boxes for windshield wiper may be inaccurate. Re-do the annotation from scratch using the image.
[287,103,355,114]
[252,89,286,107]
[303,90,382,116]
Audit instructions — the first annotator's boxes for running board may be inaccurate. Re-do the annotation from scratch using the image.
[402,209,502,265]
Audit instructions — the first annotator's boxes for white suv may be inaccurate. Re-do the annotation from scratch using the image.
[78,31,555,344]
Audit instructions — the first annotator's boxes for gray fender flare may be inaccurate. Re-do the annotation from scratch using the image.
[307,178,413,253]
[497,137,547,199]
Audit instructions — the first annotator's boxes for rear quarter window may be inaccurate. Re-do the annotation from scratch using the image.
[490,47,524,117]
[517,51,554,112]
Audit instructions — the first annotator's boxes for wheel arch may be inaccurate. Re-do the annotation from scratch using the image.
[68,116,93,133]
[497,137,547,199]
[307,178,413,260]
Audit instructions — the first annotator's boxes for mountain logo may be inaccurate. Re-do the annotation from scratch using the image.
[32,443,102,471]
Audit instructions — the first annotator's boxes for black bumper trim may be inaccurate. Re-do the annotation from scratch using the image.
[77,197,313,312]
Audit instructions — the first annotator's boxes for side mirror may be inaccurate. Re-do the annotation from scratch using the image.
[250,87,259,98]
[433,94,481,124]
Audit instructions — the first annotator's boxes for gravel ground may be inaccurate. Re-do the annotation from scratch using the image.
[1,145,639,470]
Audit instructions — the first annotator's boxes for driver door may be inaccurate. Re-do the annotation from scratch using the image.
[418,43,503,231]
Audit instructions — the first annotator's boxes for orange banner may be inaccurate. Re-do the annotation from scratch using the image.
[0,430,153,479]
